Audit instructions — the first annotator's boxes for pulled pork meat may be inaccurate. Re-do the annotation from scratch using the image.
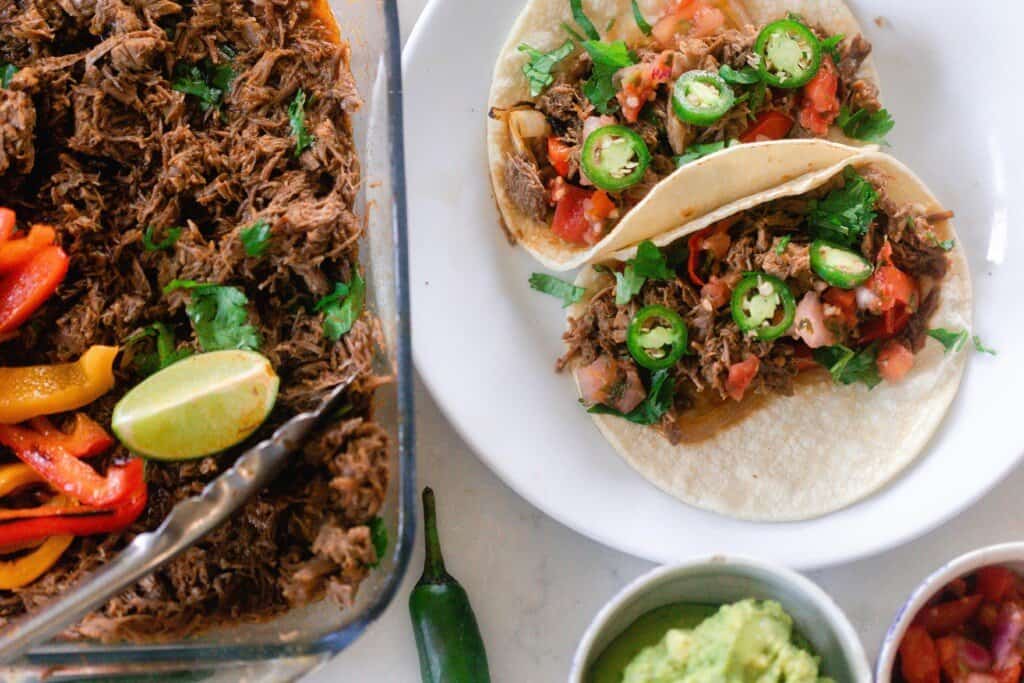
[0,0,390,642]
[559,167,952,445]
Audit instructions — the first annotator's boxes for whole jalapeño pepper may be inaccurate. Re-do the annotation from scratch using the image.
[409,488,490,683]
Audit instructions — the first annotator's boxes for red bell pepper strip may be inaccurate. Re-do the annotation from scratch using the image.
[0,245,70,334]
[0,225,57,275]
[0,484,147,548]
[0,208,15,242]
[900,625,940,683]
[740,110,795,143]
[977,567,1018,603]
[0,417,139,507]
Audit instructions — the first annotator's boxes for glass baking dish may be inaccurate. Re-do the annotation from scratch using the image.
[0,0,415,680]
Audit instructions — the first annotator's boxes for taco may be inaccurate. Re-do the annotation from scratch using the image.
[558,148,971,521]
[488,0,891,270]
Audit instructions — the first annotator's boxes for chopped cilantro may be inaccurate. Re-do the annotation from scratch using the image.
[529,273,585,307]
[808,166,878,247]
[240,219,271,258]
[289,89,315,157]
[615,240,674,305]
[973,335,997,356]
[813,344,882,389]
[570,0,601,40]
[142,225,182,252]
[126,322,193,376]
[518,40,575,97]
[368,516,388,568]
[163,280,261,351]
[631,0,652,35]
[314,267,365,341]
[588,368,675,425]
[581,40,636,114]
[929,233,955,251]
[821,34,845,61]
[171,52,236,111]
[0,63,17,88]
[675,139,739,167]
[928,328,969,354]
[837,106,895,144]
[775,235,792,255]
[719,64,762,85]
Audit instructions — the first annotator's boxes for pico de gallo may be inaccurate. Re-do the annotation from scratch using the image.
[557,165,959,444]
[898,565,1024,683]
[495,0,893,247]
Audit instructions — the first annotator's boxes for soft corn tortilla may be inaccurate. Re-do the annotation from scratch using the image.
[566,150,972,522]
[488,0,881,271]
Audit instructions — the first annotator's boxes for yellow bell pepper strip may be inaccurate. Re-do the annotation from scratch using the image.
[0,534,73,589]
[0,463,43,497]
[0,345,118,424]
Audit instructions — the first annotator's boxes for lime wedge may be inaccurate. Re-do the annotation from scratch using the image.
[111,350,279,461]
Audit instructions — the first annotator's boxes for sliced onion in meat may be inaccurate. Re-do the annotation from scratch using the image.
[666,104,691,155]
[508,108,552,159]
[791,291,836,349]
[855,285,880,312]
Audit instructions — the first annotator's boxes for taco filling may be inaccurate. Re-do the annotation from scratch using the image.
[493,0,890,248]
[559,165,956,445]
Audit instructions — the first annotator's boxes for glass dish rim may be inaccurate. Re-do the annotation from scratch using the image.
[14,0,416,669]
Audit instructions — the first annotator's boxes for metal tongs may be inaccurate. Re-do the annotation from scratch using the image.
[0,373,358,664]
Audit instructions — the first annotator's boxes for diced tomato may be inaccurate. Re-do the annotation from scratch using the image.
[937,635,995,680]
[740,110,795,143]
[551,183,595,245]
[0,246,70,334]
[700,275,732,309]
[877,341,914,383]
[915,595,984,636]
[577,356,647,414]
[0,208,14,242]
[547,137,573,178]
[877,240,894,265]
[868,263,918,312]
[691,6,725,37]
[994,664,1022,683]
[725,356,759,402]
[651,0,703,47]
[859,304,911,344]
[978,567,1018,604]
[687,215,739,286]
[901,626,941,683]
[978,602,1001,630]
[822,287,858,331]
[585,190,616,223]
[0,224,57,275]
[616,52,675,123]
[799,56,840,136]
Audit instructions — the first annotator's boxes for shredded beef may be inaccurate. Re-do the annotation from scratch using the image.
[0,0,390,642]
[504,153,548,221]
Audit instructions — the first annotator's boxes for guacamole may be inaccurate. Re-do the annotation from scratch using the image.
[620,599,833,683]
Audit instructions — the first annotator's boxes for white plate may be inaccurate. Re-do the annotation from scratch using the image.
[403,0,1024,569]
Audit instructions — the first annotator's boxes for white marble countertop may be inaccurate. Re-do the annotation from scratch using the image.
[306,1,1024,680]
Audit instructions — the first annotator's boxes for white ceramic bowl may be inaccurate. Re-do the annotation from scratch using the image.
[877,541,1024,682]
[570,556,871,682]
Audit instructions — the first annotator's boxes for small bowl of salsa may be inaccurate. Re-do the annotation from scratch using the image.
[570,555,870,682]
[878,542,1024,683]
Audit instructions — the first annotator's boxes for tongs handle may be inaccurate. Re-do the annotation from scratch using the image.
[0,377,354,664]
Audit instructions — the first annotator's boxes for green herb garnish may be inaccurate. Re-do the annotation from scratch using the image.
[240,219,271,258]
[928,328,969,354]
[0,63,17,88]
[808,166,878,247]
[674,139,739,167]
[570,0,601,40]
[615,240,674,305]
[813,344,882,389]
[588,368,674,425]
[775,235,792,254]
[581,40,636,114]
[719,64,762,85]
[142,225,182,252]
[631,0,652,35]
[126,322,193,376]
[820,34,845,61]
[529,273,585,307]
[368,516,388,568]
[973,335,997,356]
[314,267,365,341]
[163,280,261,351]
[518,41,575,97]
[289,89,315,156]
[171,52,236,111]
[837,106,895,144]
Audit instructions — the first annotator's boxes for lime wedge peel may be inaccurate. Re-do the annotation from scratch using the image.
[111,350,279,461]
